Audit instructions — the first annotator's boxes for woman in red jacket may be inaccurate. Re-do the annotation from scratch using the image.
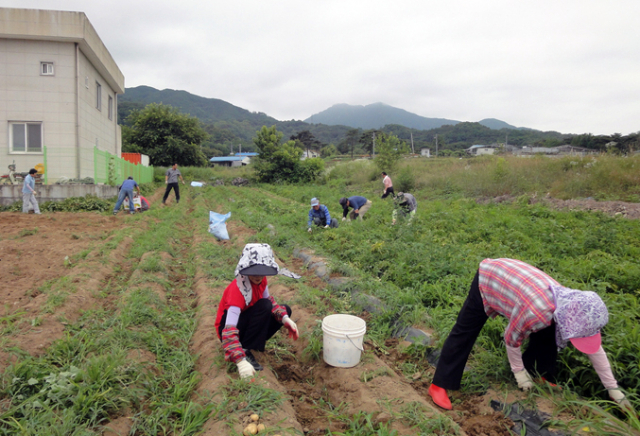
[215,243,300,379]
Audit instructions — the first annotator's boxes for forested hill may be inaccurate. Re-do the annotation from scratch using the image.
[118,85,278,125]
[117,86,353,156]
[304,102,460,130]
[119,86,619,157]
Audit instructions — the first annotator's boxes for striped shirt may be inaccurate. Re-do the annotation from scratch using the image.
[479,258,559,347]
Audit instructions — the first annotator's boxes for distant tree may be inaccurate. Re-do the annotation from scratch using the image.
[570,133,596,149]
[254,126,324,183]
[122,103,209,166]
[374,133,409,173]
[359,129,382,155]
[117,101,145,126]
[320,144,338,158]
[290,130,323,158]
[337,128,361,157]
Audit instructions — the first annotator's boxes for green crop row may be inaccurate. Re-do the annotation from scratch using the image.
[195,180,640,411]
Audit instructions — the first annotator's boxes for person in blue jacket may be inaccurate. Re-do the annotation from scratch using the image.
[307,197,339,232]
[339,196,372,221]
[113,176,140,215]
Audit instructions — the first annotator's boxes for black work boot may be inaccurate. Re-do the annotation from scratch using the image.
[244,350,263,371]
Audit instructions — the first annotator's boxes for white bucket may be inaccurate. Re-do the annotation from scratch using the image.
[322,314,367,368]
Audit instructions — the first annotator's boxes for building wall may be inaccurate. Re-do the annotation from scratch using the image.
[77,47,118,179]
[476,148,495,155]
[0,38,76,181]
[1,8,125,184]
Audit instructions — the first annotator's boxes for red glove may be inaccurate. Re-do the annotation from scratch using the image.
[283,316,299,340]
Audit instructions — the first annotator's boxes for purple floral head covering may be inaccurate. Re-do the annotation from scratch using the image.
[551,284,608,352]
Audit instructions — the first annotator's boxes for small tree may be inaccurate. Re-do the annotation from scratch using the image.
[122,103,209,166]
[254,125,324,183]
[374,133,408,173]
[320,144,338,158]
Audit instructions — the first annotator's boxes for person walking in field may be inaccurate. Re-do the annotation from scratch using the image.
[163,163,185,205]
[428,258,631,411]
[392,192,417,225]
[339,196,372,221]
[22,168,41,214]
[307,197,339,232]
[113,176,140,215]
[381,172,394,199]
[215,243,301,380]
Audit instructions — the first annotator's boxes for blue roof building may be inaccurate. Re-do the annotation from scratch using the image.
[209,156,250,167]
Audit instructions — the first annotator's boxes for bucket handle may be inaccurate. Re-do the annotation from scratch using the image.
[345,333,365,352]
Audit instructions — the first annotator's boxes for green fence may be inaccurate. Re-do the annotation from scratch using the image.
[94,147,154,185]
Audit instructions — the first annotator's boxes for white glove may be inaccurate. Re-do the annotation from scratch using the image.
[308,228,312,233]
[237,359,255,380]
[324,225,329,229]
[165,181,168,184]
[514,369,534,391]
[608,389,632,410]
[283,315,299,340]
[342,217,346,221]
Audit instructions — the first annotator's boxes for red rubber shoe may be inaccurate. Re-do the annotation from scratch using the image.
[540,377,561,389]
[428,384,452,410]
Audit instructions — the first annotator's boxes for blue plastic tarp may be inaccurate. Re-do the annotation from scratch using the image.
[208,211,231,240]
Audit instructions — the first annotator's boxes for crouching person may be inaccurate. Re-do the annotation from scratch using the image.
[392,192,417,225]
[215,243,301,379]
[307,197,339,233]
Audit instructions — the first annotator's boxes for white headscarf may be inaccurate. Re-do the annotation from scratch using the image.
[234,243,301,305]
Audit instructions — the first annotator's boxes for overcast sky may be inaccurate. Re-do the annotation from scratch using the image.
[7,1,640,135]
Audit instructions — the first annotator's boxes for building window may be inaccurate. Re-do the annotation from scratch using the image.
[96,82,102,110]
[40,62,54,76]
[10,122,43,153]
[108,96,113,120]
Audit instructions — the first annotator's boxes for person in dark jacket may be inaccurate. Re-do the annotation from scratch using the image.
[339,196,372,221]
[307,197,339,232]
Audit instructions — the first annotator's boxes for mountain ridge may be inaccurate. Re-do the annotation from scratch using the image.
[304,102,522,131]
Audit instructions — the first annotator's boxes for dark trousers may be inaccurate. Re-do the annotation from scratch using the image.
[432,271,558,390]
[313,217,339,228]
[381,187,395,199]
[163,183,180,203]
[218,299,292,352]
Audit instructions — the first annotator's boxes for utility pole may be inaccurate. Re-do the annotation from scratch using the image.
[230,143,233,155]
[372,132,376,157]
[435,134,438,157]
[239,141,242,154]
[410,132,415,154]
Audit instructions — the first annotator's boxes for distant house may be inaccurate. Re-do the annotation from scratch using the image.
[420,148,431,157]
[209,156,250,167]
[1,8,126,183]
[466,144,496,155]
[301,150,319,159]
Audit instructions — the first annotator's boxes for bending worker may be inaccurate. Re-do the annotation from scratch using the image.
[215,243,300,379]
[429,258,631,410]
[381,172,394,199]
[392,192,417,225]
[339,195,372,221]
[307,197,339,232]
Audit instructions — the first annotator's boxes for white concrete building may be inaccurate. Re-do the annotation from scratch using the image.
[0,8,124,183]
